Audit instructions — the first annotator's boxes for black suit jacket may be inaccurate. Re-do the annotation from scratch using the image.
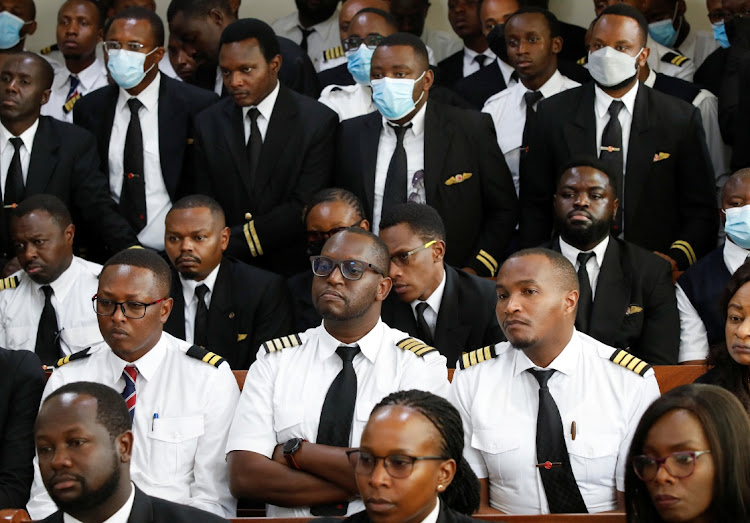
[436,49,465,87]
[37,486,230,522]
[521,82,717,270]
[164,256,293,370]
[0,348,44,509]
[193,84,338,276]
[558,21,588,63]
[316,505,481,523]
[453,59,507,110]
[1,116,139,260]
[335,101,518,277]
[73,74,219,200]
[548,236,679,364]
[381,264,503,366]
[318,62,354,89]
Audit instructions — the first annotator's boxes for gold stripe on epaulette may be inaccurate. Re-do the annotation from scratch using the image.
[609,349,652,376]
[459,345,497,370]
[54,347,92,367]
[63,93,81,114]
[324,45,344,61]
[0,275,19,290]
[264,333,302,353]
[397,337,437,358]
[479,249,498,272]
[672,55,689,66]
[671,240,696,266]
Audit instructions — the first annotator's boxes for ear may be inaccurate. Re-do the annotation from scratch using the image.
[118,430,134,463]
[159,296,174,324]
[422,67,434,91]
[219,226,230,252]
[64,223,75,245]
[40,89,51,106]
[209,7,225,27]
[359,219,371,232]
[611,197,619,221]
[637,46,650,69]
[376,276,393,302]
[269,53,282,75]
[432,240,446,262]
[24,21,37,37]
[551,35,563,54]
[563,289,578,316]
[436,458,457,492]
[97,27,103,43]
[677,0,686,18]
[152,46,166,64]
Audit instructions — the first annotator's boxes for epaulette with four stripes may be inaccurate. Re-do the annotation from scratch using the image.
[264,334,302,353]
[609,348,652,377]
[459,345,498,370]
[397,337,437,358]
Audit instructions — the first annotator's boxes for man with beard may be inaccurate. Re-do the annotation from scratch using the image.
[449,247,660,514]
[225,228,448,518]
[163,195,292,370]
[33,381,229,522]
[272,0,342,71]
[545,157,679,364]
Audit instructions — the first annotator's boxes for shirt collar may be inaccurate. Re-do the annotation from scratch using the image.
[643,67,657,88]
[242,79,280,122]
[180,262,221,300]
[724,238,750,273]
[116,71,161,114]
[380,99,427,136]
[29,256,79,304]
[62,57,107,91]
[463,46,496,62]
[512,329,580,377]
[496,58,516,86]
[594,80,639,120]
[410,266,446,317]
[296,11,339,41]
[106,331,168,383]
[0,117,39,151]
[63,482,135,523]
[516,69,565,110]
[318,319,386,363]
[420,499,441,523]
[558,235,610,270]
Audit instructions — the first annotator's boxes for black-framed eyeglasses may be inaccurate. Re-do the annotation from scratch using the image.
[390,240,437,267]
[306,221,364,243]
[92,296,167,319]
[632,450,712,482]
[343,34,385,52]
[310,255,386,280]
[708,10,728,23]
[726,9,750,20]
[103,41,151,53]
[346,450,448,479]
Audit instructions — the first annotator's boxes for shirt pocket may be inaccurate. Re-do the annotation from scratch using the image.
[566,433,620,492]
[4,325,34,351]
[60,325,102,353]
[146,415,205,484]
[272,406,304,443]
[472,428,523,489]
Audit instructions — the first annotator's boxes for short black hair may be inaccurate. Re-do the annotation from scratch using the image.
[11,194,73,230]
[302,188,367,226]
[559,155,618,198]
[219,18,280,62]
[352,7,399,31]
[169,194,226,225]
[505,6,560,39]
[106,6,165,47]
[6,52,54,90]
[328,228,391,275]
[379,203,446,242]
[102,248,172,298]
[166,0,231,23]
[596,4,649,47]
[504,247,578,293]
[43,382,132,440]
[376,32,429,70]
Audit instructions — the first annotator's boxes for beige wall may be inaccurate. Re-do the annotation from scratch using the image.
[25,0,713,55]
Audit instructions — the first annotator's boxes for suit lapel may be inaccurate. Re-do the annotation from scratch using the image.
[221,99,252,196]
[97,86,118,171]
[207,258,234,326]
[26,117,61,195]
[563,83,597,157]
[590,237,630,337]
[158,77,185,198]
[253,85,296,195]
[624,84,655,218]
[127,486,153,523]
[434,265,470,348]
[424,102,453,203]
[360,111,382,213]
[165,269,186,339]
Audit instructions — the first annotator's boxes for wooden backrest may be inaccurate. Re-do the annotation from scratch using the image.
[229,515,626,523]
[0,509,31,523]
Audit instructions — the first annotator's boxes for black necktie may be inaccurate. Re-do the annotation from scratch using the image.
[4,137,24,206]
[246,108,262,186]
[35,285,61,365]
[474,54,488,68]
[600,100,624,232]
[528,369,588,514]
[382,124,412,218]
[121,98,146,233]
[298,26,315,52]
[193,284,209,347]
[575,251,595,333]
[312,345,360,516]
[415,302,433,345]
[521,90,543,161]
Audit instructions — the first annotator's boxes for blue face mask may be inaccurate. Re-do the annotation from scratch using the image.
[107,48,158,89]
[724,206,750,249]
[0,11,30,50]
[713,21,731,48]
[371,71,426,121]
[347,44,375,85]
[648,3,681,48]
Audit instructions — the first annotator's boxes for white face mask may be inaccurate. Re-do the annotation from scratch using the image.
[587,46,643,88]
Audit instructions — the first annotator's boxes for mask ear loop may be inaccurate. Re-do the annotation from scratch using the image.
[413,70,428,106]
[671,3,683,37]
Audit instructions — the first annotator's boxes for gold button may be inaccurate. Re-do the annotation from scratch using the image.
[244,212,252,221]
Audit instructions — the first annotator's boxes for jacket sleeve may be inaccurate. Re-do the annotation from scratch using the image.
[636,256,680,364]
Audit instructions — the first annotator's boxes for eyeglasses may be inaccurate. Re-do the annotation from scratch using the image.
[104,41,151,53]
[632,450,712,481]
[306,221,363,243]
[346,450,448,479]
[390,240,437,267]
[343,34,384,52]
[708,10,728,23]
[727,9,750,20]
[92,296,167,319]
[310,255,386,280]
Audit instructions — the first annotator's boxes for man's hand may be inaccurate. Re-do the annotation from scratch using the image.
[653,252,683,284]
[271,443,288,466]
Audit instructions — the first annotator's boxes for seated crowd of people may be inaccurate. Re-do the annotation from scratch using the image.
[2,0,750,521]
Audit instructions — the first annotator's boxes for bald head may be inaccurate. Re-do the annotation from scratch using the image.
[340,0,390,40]
[504,248,579,293]
[722,169,750,213]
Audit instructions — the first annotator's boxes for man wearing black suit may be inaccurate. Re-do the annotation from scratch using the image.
[163,195,293,370]
[194,19,338,276]
[521,5,717,276]
[335,32,518,278]
[74,7,218,252]
[0,348,44,510]
[34,381,229,523]
[0,52,138,269]
[546,157,679,364]
[379,203,503,366]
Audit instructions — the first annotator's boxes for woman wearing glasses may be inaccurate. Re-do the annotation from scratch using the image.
[321,389,480,523]
[624,384,750,522]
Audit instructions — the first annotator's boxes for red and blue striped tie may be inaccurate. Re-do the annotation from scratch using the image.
[121,366,137,421]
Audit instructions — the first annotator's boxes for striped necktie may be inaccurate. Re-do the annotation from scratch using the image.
[121,366,138,421]
[63,75,81,115]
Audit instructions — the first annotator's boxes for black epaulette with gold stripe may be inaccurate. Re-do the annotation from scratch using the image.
[242,212,263,258]
[0,275,19,290]
[264,334,302,353]
[40,43,59,55]
[397,337,437,357]
[609,349,652,377]
[186,345,226,367]
[662,52,690,67]
[54,347,92,368]
[459,345,498,370]
[324,45,344,62]
[576,55,587,65]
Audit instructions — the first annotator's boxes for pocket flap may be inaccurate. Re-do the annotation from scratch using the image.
[567,433,621,458]
[471,428,519,455]
[148,415,204,443]
[273,407,304,432]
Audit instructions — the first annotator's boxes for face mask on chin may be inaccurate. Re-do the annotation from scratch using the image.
[587,46,643,89]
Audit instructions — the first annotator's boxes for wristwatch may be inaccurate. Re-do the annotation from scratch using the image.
[283,438,306,470]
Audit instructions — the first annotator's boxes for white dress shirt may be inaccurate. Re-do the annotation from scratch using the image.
[559,236,610,300]
[226,319,449,518]
[421,499,440,523]
[409,268,446,337]
[108,73,171,251]
[646,34,696,82]
[41,58,109,123]
[27,332,240,519]
[319,83,376,121]
[63,483,135,523]
[676,240,749,362]
[0,118,37,188]
[421,27,463,64]
[0,256,103,355]
[242,80,280,144]
[271,11,340,71]
[483,70,579,194]
[372,103,427,234]
[675,28,719,70]
[462,47,497,77]
[180,263,220,344]
[449,330,660,514]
